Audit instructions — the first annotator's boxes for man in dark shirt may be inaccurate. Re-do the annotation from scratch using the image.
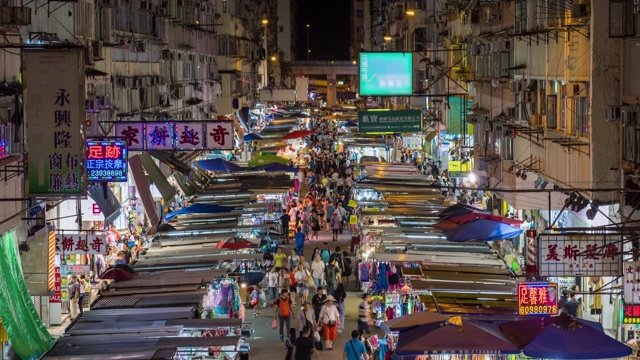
[311,287,327,321]
[280,213,291,243]
[558,289,569,310]
[294,326,315,360]
[562,292,579,317]
[122,243,132,264]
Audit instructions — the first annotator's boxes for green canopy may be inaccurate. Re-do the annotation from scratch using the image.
[248,154,289,167]
[0,229,54,359]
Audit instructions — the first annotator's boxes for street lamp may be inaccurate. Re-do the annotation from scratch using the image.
[261,19,269,26]
[270,56,277,62]
[383,35,392,42]
[306,24,311,60]
[406,10,415,17]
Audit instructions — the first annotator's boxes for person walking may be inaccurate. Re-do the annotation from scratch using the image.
[311,287,327,322]
[68,276,81,319]
[325,258,339,295]
[294,326,315,360]
[332,283,347,334]
[320,243,332,264]
[289,249,300,270]
[311,213,321,241]
[250,284,261,317]
[78,276,87,315]
[294,227,306,257]
[358,293,373,334]
[297,301,317,339]
[311,255,325,288]
[343,330,370,360]
[274,247,288,271]
[341,251,353,287]
[295,264,311,304]
[285,327,297,360]
[280,211,291,243]
[318,295,340,350]
[275,289,294,341]
[330,212,341,242]
[266,266,279,305]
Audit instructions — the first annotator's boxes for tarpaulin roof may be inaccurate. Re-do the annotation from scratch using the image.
[382,311,449,331]
[244,133,263,141]
[438,203,486,218]
[165,203,236,221]
[444,219,523,242]
[396,320,521,355]
[251,163,299,173]
[280,129,314,140]
[500,313,632,359]
[435,213,523,230]
[247,153,289,167]
[197,158,244,173]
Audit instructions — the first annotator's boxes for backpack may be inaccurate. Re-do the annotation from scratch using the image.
[342,257,352,276]
[276,297,291,317]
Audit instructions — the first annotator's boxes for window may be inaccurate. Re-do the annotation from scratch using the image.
[546,95,557,129]
[223,0,227,13]
[356,10,364,17]
[623,125,640,162]
[515,0,527,33]
[133,41,146,52]
[559,85,566,130]
[279,25,284,33]
[539,81,546,115]
[501,136,514,161]
[573,97,589,136]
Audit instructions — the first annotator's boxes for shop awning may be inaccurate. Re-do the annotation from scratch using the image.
[87,184,121,226]
[139,152,176,202]
[150,151,195,175]
[129,155,161,231]
[172,172,199,197]
[165,203,236,221]
[443,219,523,242]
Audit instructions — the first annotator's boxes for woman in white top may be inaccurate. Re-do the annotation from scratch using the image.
[318,295,341,349]
[310,254,325,288]
[295,264,311,303]
[289,249,300,270]
[266,266,279,304]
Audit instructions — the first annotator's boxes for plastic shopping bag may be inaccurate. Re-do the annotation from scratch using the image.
[272,318,278,329]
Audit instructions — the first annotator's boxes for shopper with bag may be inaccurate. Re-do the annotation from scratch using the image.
[343,330,369,360]
[297,301,318,339]
[318,295,340,350]
[295,264,311,304]
[275,289,294,341]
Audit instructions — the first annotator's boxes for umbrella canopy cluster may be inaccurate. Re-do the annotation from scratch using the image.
[437,204,524,242]
[196,157,298,174]
[165,203,235,221]
[383,312,631,359]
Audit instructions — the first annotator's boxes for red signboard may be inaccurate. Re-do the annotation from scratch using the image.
[49,266,61,303]
[517,282,559,316]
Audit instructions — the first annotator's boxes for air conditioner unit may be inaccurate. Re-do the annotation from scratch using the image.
[97,96,110,109]
[84,45,94,65]
[0,7,31,26]
[493,124,503,133]
[623,109,638,125]
[521,91,534,103]
[506,107,517,118]
[140,0,149,10]
[100,0,120,8]
[509,81,520,94]
[86,99,99,113]
[605,106,627,122]
[92,40,104,60]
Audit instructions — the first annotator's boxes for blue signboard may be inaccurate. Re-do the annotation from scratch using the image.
[86,140,128,182]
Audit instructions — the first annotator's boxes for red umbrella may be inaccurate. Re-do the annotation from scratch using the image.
[215,237,254,250]
[98,264,134,280]
[434,212,523,230]
[280,130,314,140]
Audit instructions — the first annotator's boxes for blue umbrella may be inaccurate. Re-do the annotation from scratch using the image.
[251,163,299,173]
[165,203,235,221]
[342,121,358,128]
[197,158,244,173]
[444,218,523,242]
[244,133,263,141]
[438,203,487,218]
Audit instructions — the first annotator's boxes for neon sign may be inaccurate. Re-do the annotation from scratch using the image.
[623,303,640,324]
[518,282,559,316]
[86,140,127,181]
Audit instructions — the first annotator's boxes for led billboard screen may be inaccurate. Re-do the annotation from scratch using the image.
[359,52,413,96]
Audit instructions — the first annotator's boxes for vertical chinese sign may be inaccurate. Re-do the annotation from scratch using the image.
[538,234,622,277]
[205,121,234,150]
[25,49,85,196]
[624,261,640,305]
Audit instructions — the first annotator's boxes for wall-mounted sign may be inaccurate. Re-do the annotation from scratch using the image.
[518,282,559,316]
[358,110,421,133]
[623,303,640,324]
[62,265,90,276]
[49,266,61,304]
[538,234,622,277]
[25,49,85,197]
[86,140,128,182]
[114,121,234,151]
[175,122,204,150]
[205,121,234,150]
[53,234,107,255]
[115,122,144,150]
[624,261,640,304]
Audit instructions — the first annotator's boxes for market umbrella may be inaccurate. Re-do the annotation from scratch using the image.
[251,163,299,173]
[434,212,523,230]
[247,154,289,167]
[280,130,314,140]
[500,312,632,359]
[98,264,134,280]
[341,121,358,128]
[437,203,486,218]
[444,218,523,242]
[197,158,244,173]
[381,311,450,331]
[165,203,235,221]
[216,237,254,250]
[396,318,521,355]
[243,133,263,142]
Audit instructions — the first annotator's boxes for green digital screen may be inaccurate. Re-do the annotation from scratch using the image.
[359,52,413,96]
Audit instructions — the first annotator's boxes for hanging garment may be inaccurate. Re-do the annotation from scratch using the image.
[376,263,389,293]
[360,263,371,282]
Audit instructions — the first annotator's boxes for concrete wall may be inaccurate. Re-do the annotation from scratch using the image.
[277,0,292,61]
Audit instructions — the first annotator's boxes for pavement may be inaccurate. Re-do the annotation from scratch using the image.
[248,229,372,359]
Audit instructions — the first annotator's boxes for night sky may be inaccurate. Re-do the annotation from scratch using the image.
[296,0,350,60]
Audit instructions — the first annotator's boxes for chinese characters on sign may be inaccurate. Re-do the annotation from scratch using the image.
[538,234,622,277]
[25,49,85,196]
[623,304,640,324]
[624,261,640,304]
[53,234,107,255]
[86,140,128,181]
[517,282,559,316]
[115,123,144,150]
[114,121,234,150]
[175,122,204,150]
[357,110,422,133]
[49,266,61,304]
[205,121,234,150]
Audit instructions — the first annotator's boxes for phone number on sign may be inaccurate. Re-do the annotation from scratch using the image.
[88,170,125,177]
[518,305,557,315]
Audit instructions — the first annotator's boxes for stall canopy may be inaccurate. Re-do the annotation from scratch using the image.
[396,319,520,355]
[247,154,289,167]
[251,163,299,173]
[197,158,243,173]
[165,203,236,221]
[438,203,486,218]
[139,152,176,202]
[243,133,263,141]
[381,311,449,331]
[434,213,523,230]
[500,313,632,359]
[280,130,314,140]
[444,219,523,242]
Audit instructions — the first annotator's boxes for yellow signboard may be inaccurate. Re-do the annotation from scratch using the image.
[448,161,471,172]
[0,317,8,342]
[349,215,358,225]
[348,199,357,208]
